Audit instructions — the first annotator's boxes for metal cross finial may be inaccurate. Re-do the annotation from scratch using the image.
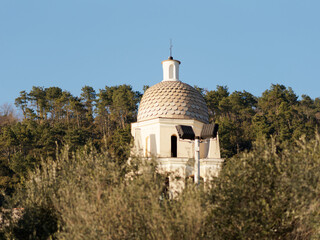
[169,39,173,58]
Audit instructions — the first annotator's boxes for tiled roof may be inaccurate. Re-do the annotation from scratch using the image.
[137,81,209,123]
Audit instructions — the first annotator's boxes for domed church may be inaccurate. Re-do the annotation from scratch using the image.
[131,56,223,187]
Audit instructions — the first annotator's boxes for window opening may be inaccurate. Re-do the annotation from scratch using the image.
[171,135,177,157]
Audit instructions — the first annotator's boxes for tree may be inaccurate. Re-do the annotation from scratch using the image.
[0,103,17,125]
[252,84,318,144]
[69,96,85,128]
[15,91,29,120]
[143,85,150,93]
[206,137,320,239]
[45,86,63,121]
[4,146,207,240]
[29,86,47,121]
[80,86,96,124]
[204,87,257,157]
[204,85,229,121]
[96,85,141,135]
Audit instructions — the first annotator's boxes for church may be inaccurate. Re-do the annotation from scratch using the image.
[131,56,224,190]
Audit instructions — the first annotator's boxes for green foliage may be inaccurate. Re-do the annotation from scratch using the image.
[142,85,150,93]
[205,86,257,157]
[2,147,207,239]
[1,83,320,239]
[207,136,320,239]
[205,84,320,158]
[106,126,132,167]
[12,206,59,240]
[205,85,229,120]
[252,84,317,145]
[80,85,96,123]
[2,136,319,239]
[0,85,141,201]
[96,84,141,130]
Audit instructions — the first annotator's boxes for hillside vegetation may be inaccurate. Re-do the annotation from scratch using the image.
[0,84,319,239]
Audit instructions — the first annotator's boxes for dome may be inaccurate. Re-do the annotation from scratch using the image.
[137,80,209,123]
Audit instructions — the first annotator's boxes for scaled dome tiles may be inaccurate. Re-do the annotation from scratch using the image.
[137,81,209,123]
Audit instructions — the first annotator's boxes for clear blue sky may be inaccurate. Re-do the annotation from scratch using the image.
[1,0,320,108]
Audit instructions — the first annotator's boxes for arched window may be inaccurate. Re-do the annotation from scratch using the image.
[171,135,177,157]
[169,64,174,79]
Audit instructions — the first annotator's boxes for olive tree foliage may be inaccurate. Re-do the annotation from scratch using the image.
[2,83,320,239]
[206,136,320,240]
[2,145,207,240]
[2,135,320,239]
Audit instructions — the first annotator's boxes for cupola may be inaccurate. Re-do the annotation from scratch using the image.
[161,57,181,82]
[137,57,209,123]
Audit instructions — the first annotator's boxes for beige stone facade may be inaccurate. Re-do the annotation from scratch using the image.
[131,57,223,189]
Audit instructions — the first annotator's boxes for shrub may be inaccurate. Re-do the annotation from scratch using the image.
[3,136,320,239]
[4,146,207,239]
[207,136,320,240]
